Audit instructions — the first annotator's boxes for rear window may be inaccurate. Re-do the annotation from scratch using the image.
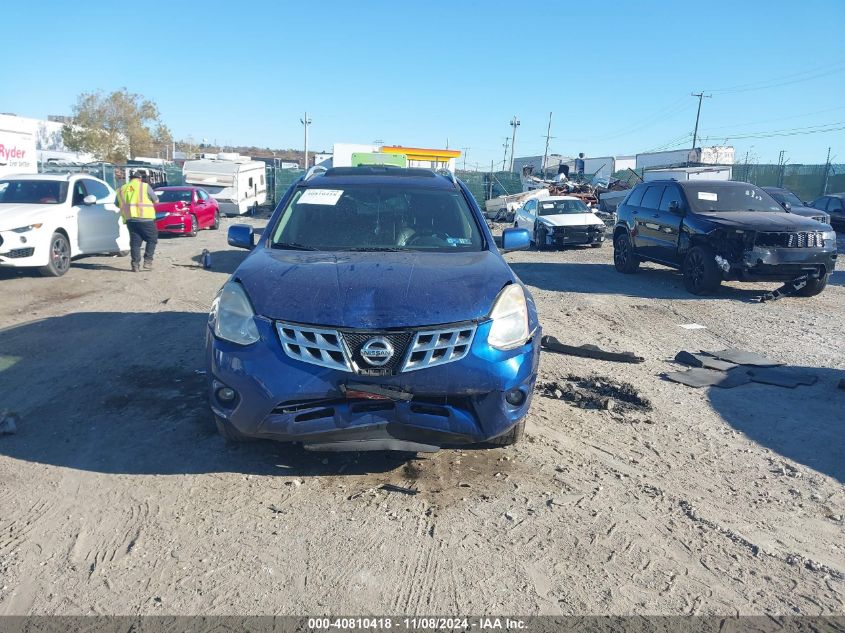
[625,185,646,207]
[271,184,483,252]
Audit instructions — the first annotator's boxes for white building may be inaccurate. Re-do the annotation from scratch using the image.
[0,114,96,173]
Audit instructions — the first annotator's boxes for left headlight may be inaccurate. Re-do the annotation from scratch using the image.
[11,224,43,233]
[209,281,260,345]
[487,284,529,351]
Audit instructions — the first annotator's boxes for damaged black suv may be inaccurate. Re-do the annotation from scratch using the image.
[613,180,837,296]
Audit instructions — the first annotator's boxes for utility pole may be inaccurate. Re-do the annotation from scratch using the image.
[502,137,510,171]
[541,112,553,179]
[822,146,832,195]
[509,116,520,172]
[489,160,494,199]
[460,147,470,171]
[300,112,312,169]
[777,150,786,187]
[689,92,711,165]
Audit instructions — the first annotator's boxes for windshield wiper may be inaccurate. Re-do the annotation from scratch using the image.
[341,246,403,252]
[272,242,317,251]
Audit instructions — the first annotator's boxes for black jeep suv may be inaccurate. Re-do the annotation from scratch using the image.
[612,180,837,296]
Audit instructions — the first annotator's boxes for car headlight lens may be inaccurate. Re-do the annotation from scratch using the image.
[210,281,260,345]
[487,284,529,351]
[11,224,43,233]
[822,230,837,247]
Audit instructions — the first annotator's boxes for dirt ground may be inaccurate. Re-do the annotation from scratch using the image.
[0,215,843,616]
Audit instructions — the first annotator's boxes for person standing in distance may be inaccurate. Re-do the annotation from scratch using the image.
[116,171,159,272]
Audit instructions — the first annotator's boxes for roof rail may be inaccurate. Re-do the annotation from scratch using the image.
[304,165,328,181]
[436,168,458,187]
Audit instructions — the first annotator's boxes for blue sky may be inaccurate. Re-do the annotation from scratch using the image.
[2,0,844,167]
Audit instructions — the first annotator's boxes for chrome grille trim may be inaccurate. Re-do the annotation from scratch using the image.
[401,324,477,372]
[276,323,352,372]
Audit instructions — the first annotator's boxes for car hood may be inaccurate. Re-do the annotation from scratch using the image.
[786,205,826,219]
[697,211,826,232]
[539,212,604,227]
[235,248,514,329]
[0,203,54,230]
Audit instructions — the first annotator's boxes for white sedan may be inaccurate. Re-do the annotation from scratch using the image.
[0,173,129,276]
[514,195,606,249]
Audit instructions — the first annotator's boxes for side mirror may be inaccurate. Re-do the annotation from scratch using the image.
[782,201,792,212]
[228,224,255,249]
[668,200,684,215]
[501,227,530,252]
[83,194,97,205]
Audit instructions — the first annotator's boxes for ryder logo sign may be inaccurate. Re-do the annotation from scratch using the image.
[0,131,37,176]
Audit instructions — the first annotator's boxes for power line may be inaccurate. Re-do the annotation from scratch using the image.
[705,62,845,94]
[700,121,845,141]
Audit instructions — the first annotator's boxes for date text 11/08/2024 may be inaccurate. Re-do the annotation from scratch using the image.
[307,617,528,630]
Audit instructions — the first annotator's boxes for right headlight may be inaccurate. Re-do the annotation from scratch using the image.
[487,284,529,351]
[209,281,260,345]
[821,230,837,247]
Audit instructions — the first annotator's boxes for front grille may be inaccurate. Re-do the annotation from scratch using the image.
[755,231,824,248]
[343,331,413,374]
[402,324,477,372]
[276,323,351,371]
[812,216,827,224]
[6,247,34,258]
[275,321,477,374]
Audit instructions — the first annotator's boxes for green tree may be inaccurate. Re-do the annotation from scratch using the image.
[62,89,173,163]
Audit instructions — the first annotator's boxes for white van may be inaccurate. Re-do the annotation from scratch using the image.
[182,154,267,215]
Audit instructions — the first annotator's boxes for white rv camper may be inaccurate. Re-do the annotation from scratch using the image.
[182,153,267,215]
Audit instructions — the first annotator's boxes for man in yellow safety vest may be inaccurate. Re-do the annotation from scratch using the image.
[116,171,160,272]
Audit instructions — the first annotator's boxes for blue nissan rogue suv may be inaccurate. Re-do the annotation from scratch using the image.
[206,166,540,452]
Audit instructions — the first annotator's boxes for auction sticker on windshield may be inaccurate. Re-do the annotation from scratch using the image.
[298,189,344,205]
[698,192,718,201]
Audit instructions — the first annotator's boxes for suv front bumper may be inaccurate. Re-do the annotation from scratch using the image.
[725,245,837,281]
[206,317,541,447]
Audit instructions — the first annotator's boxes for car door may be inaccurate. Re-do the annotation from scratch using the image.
[825,197,845,227]
[517,199,537,231]
[77,178,120,253]
[650,184,685,263]
[195,189,212,227]
[631,184,665,259]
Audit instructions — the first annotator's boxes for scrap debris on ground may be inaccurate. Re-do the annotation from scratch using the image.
[541,335,645,364]
[536,374,652,414]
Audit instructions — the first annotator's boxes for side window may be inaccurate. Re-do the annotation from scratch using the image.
[81,179,110,201]
[525,200,536,213]
[659,185,683,212]
[827,197,842,211]
[71,181,87,206]
[641,185,665,211]
[260,174,265,186]
[198,190,208,201]
[626,185,646,207]
[248,177,254,188]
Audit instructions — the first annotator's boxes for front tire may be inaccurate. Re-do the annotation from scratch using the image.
[794,273,829,297]
[683,245,722,295]
[188,214,199,237]
[39,232,71,277]
[487,420,525,447]
[212,210,221,230]
[613,232,639,273]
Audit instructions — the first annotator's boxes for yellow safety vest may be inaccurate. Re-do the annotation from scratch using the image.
[117,179,156,220]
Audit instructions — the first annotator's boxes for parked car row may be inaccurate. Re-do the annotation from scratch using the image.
[0,174,221,277]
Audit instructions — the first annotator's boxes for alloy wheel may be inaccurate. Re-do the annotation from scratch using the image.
[52,237,70,272]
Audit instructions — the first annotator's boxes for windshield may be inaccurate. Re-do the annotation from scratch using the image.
[767,190,803,207]
[271,185,484,252]
[156,189,193,203]
[0,180,68,204]
[538,199,589,216]
[686,183,783,213]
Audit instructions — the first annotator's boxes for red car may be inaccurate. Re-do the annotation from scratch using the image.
[154,186,221,236]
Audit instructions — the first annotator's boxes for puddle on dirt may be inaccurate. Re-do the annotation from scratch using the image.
[536,374,652,412]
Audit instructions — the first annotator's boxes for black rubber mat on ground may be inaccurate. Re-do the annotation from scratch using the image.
[663,367,753,389]
[704,349,783,367]
[675,351,738,371]
[748,367,819,388]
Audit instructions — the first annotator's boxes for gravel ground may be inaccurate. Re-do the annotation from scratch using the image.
[0,216,843,615]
